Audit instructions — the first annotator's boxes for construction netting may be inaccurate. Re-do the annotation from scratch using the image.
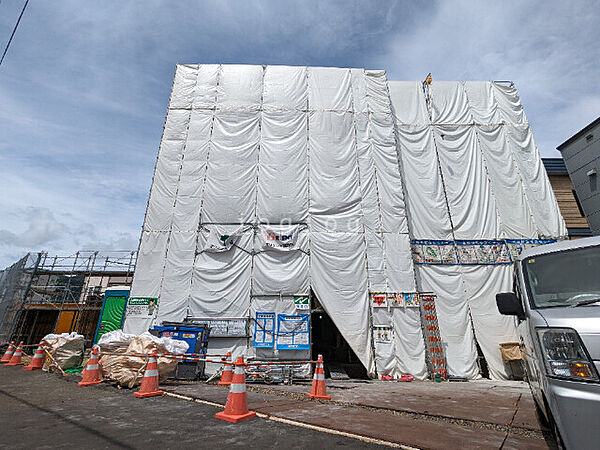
[124,64,566,380]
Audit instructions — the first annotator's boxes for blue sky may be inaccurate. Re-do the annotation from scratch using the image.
[1,0,599,267]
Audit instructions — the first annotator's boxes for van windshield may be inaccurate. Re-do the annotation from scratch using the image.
[522,245,600,309]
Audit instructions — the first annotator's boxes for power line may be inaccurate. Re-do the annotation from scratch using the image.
[0,0,30,68]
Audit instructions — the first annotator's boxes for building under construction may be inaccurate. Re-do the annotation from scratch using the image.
[123,64,566,381]
[0,251,136,345]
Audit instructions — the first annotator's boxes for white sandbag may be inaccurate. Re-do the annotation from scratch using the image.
[99,336,178,388]
[96,329,136,353]
[41,332,85,370]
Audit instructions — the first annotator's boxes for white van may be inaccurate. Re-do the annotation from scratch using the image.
[496,236,600,449]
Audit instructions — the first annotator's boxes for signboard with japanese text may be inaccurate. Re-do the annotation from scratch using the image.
[276,314,309,350]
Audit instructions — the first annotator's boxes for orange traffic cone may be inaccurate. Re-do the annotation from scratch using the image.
[6,342,24,366]
[133,351,164,398]
[218,351,233,386]
[24,344,45,371]
[78,346,102,386]
[306,354,331,400]
[215,356,256,423]
[1,342,15,363]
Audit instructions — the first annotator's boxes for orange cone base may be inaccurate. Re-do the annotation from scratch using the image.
[217,381,231,386]
[78,379,102,386]
[215,410,256,423]
[5,361,23,367]
[305,392,331,400]
[23,366,42,371]
[133,389,164,398]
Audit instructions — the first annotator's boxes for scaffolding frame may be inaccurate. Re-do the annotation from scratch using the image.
[0,250,136,345]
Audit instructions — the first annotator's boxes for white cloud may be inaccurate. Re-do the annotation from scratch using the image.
[1,0,598,267]
[0,206,139,267]
[381,0,600,156]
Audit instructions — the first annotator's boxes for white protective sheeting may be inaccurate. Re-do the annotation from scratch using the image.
[416,265,480,379]
[127,66,566,381]
[201,111,259,223]
[475,125,537,238]
[430,81,473,124]
[257,111,308,222]
[507,125,567,238]
[461,265,518,380]
[217,65,263,110]
[388,81,429,125]
[169,64,197,109]
[433,125,500,239]
[252,228,309,295]
[361,70,423,378]
[390,79,565,379]
[395,126,453,240]
[310,232,374,375]
[309,111,362,232]
[189,229,253,318]
[263,65,307,111]
[123,231,168,334]
[155,231,195,324]
[308,67,352,111]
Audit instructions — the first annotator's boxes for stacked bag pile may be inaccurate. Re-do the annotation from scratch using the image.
[96,330,188,388]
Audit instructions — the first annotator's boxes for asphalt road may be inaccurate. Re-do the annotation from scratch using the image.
[0,365,382,449]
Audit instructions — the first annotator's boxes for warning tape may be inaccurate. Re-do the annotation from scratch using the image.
[97,351,316,366]
[0,342,42,348]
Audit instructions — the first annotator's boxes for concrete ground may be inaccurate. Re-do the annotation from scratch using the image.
[0,365,380,449]
[167,379,558,450]
[0,361,558,449]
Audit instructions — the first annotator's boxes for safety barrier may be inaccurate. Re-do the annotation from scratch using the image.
[10,342,334,424]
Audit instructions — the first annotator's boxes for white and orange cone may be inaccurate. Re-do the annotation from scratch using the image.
[215,356,256,423]
[78,346,102,386]
[23,344,45,371]
[1,342,15,363]
[306,354,331,400]
[218,351,233,386]
[133,351,164,398]
[6,342,24,366]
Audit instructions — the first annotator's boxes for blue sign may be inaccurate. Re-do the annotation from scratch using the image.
[277,314,310,350]
[253,312,275,348]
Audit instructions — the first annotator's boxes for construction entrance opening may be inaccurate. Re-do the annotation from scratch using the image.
[312,311,367,379]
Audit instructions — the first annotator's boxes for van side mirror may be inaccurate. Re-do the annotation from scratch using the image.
[496,292,526,321]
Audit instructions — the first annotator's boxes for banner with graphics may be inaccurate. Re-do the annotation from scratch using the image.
[455,240,511,265]
[126,297,159,319]
[258,225,300,251]
[411,239,553,265]
[411,240,458,264]
[202,225,246,252]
